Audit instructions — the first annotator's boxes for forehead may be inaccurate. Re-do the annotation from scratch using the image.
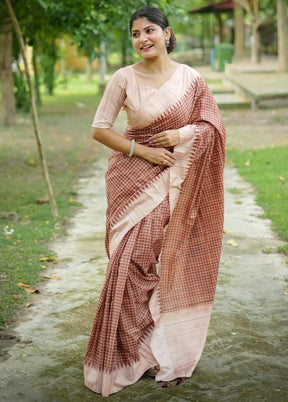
[131,17,159,31]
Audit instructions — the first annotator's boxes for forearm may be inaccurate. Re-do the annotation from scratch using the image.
[92,127,147,158]
[92,127,176,166]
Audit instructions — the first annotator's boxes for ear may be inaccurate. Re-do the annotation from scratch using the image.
[165,27,171,40]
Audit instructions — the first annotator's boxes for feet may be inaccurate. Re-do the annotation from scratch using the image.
[160,377,186,388]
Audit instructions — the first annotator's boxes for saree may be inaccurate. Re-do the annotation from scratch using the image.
[84,64,226,397]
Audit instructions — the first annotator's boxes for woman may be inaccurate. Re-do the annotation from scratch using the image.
[84,6,225,397]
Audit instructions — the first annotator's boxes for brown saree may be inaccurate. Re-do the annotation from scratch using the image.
[84,64,226,396]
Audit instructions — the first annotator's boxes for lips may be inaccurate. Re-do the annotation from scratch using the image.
[141,44,153,50]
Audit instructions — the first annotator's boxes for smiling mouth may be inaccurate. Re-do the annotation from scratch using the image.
[141,44,153,50]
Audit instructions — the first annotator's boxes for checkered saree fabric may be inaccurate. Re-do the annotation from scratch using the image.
[85,65,226,394]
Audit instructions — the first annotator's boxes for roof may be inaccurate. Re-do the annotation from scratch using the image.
[189,0,235,14]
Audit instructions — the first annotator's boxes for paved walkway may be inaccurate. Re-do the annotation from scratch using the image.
[197,61,288,110]
[0,149,287,400]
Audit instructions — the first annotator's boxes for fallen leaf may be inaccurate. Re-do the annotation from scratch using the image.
[223,228,233,234]
[283,292,288,296]
[279,176,285,183]
[39,256,58,262]
[18,283,29,288]
[25,303,33,308]
[44,275,61,280]
[24,288,39,294]
[245,159,250,166]
[227,239,239,247]
[37,198,49,205]
[231,332,237,335]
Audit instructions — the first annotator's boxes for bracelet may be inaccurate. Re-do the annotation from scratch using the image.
[128,139,135,157]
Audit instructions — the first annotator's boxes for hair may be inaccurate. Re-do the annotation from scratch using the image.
[129,6,177,54]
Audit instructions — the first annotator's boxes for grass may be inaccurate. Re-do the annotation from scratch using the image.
[0,73,103,328]
[227,146,288,256]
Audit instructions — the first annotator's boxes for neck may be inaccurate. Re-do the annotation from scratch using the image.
[141,52,173,73]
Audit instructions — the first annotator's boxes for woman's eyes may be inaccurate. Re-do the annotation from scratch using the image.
[132,29,154,38]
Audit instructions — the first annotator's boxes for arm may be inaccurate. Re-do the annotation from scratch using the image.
[92,127,176,166]
[92,69,175,166]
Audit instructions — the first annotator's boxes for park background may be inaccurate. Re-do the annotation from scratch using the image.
[0,0,287,348]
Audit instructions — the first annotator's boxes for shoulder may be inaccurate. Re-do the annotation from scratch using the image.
[178,63,203,82]
[108,65,132,86]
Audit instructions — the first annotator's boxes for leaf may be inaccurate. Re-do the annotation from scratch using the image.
[279,176,285,183]
[227,239,239,247]
[284,292,288,296]
[39,256,58,262]
[24,288,39,294]
[245,159,250,166]
[44,275,61,280]
[223,227,233,234]
[18,282,29,288]
[37,198,49,205]
[25,303,33,308]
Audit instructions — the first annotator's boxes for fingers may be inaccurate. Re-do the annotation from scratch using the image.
[158,151,176,167]
[149,130,179,147]
[149,133,167,147]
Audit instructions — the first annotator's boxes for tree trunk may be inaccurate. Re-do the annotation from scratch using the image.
[251,23,261,63]
[5,0,58,217]
[251,0,261,63]
[277,0,288,72]
[32,45,42,106]
[0,19,16,125]
[98,41,106,93]
[234,3,245,61]
[86,57,93,82]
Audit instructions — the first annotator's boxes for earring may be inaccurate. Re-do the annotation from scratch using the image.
[165,39,170,48]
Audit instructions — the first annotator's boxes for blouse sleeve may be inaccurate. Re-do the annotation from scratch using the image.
[92,68,127,128]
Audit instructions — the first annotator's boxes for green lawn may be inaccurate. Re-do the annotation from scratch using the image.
[0,73,102,327]
[227,146,288,255]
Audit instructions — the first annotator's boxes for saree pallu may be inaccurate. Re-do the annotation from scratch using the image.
[84,65,226,396]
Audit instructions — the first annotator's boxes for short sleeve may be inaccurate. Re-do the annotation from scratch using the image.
[92,68,127,128]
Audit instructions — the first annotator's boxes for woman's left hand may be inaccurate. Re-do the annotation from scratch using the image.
[149,129,179,147]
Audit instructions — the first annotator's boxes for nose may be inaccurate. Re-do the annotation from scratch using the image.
[139,32,148,42]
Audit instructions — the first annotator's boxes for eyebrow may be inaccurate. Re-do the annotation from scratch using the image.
[131,25,156,33]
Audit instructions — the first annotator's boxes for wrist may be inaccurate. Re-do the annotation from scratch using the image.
[134,143,147,159]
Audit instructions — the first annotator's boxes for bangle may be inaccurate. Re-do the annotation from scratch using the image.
[128,139,135,157]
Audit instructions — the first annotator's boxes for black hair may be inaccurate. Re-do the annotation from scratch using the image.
[129,6,177,54]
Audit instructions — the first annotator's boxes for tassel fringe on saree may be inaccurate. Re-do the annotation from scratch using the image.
[84,64,226,396]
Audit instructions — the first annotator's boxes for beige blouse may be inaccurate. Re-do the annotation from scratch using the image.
[92,63,201,137]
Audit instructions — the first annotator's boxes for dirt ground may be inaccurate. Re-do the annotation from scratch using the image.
[222,100,288,150]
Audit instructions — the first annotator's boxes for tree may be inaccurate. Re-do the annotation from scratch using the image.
[235,0,275,63]
[0,10,16,125]
[277,0,288,71]
[5,0,58,217]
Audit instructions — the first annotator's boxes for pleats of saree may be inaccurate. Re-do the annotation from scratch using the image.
[85,194,170,396]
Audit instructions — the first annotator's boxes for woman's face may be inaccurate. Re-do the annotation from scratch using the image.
[131,17,170,59]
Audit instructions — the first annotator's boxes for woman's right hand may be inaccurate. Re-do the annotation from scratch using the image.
[136,145,176,167]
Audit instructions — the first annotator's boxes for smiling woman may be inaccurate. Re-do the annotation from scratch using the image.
[84,6,226,397]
